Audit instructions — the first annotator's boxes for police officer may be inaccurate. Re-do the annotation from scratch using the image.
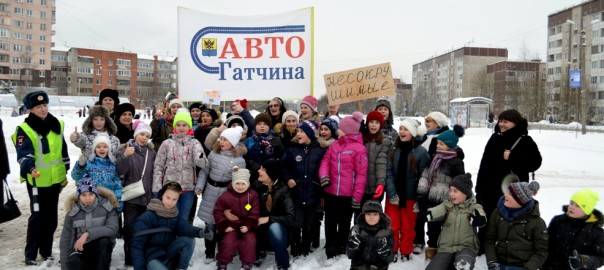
[12,91,70,266]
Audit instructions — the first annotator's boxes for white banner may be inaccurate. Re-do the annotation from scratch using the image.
[177,7,314,101]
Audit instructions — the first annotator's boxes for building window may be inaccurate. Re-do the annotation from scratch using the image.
[40,11,47,19]
[108,80,112,86]
[27,0,33,3]
[13,44,22,51]
[117,59,131,66]
[39,59,45,65]
[96,69,101,75]
[0,42,7,50]
[26,22,32,29]
[13,32,22,39]
[25,33,32,40]
[14,8,24,15]
[96,59,101,65]
[39,46,44,53]
[0,29,7,37]
[108,70,113,76]
[26,9,32,16]
[39,35,46,41]
[12,57,21,64]
[96,79,100,85]
[40,24,46,31]
[39,70,45,77]
[108,60,113,66]
[117,70,131,77]
[14,20,22,28]
[41,0,47,5]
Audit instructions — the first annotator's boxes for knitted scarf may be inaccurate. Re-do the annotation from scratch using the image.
[146,198,178,218]
[426,149,458,188]
[78,198,99,229]
[252,132,274,156]
[396,141,413,208]
[497,196,534,222]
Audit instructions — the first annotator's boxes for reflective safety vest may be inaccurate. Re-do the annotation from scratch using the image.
[12,121,67,187]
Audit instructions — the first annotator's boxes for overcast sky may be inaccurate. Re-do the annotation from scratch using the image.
[53,0,578,97]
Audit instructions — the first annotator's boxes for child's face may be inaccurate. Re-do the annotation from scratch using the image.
[503,192,522,209]
[95,143,109,158]
[567,200,587,218]
[174,121,190,135]
[368,120,381,135]
[135,132,150,146]
[364,212,380,226]
[436,140,450,151]
[449,186,467,205]
[161,189,180,209]
[219,137,234,151]
[284,116,298,131]
[319,125,332,140]
[170,104,182,115]
[255,122,269,134]
[92,116,106,131]
[79,192,96,206]
[233,182,248,193]
[299,104,313,120]
[398,126,413,142]
[296,129,310,144]
[201,112,213,126]
[190,108,201,120]
[377,106,389,120]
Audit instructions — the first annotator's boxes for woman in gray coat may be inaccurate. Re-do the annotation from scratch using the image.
[195,126,247,264]
[59,178,119,270]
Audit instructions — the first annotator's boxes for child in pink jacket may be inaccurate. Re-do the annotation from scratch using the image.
[319,111,368,259]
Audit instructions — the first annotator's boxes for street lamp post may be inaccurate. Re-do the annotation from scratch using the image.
[78,78,81,97]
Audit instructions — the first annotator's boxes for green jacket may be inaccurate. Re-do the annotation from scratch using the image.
[428,196,485,253]
[485,199,549,270]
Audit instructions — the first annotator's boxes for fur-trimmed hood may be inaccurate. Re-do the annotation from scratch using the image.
[83,105,117,135]
[290,133,328,148]
[64,186,118,213]
[225,115,248,137]
[561,205,604,227]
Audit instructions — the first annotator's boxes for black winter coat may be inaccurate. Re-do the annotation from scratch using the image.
[476,119,542,211]
[257,180,295,229]
[283,141,326,206]
[0,119,9,180]
[347,212,394,270]
[544,207,604,270]
[114,122,134,144]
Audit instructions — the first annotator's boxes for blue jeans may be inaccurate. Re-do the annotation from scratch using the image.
[257,222,289,268]
[177,191,195,223]
[146,237,195,270]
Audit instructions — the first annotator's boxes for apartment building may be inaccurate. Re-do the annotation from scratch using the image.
[411,47,507,116]
[547,0,604,124]
[487,60,546,120]
[51,47,177,107]
[0,0,55,95]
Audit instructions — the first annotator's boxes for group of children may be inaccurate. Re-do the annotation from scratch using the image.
[12,91,604,270]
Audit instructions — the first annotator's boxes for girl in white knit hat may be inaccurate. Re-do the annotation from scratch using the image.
[195,126,248,264]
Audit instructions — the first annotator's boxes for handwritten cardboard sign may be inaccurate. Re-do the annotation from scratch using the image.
[202,89,221,105]
[323,62,394,105]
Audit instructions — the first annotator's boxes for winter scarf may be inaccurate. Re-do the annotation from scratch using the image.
[78,198,99,214]
[265,179,279,212]
[25,113,61,137]
[396,141,413,208]
[497,196,535,222]
[146,198,178,218]
[252,132,274,156]
[427,150,458,187]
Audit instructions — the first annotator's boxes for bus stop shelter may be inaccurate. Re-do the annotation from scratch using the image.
[449,97,492,128]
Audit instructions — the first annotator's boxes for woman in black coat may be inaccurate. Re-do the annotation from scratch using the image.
[475,109,542,253]
[0,119,9,196]
[113,103,135,144]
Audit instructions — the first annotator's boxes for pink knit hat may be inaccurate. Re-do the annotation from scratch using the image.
[339,111,363,135]
[299,95,318,112]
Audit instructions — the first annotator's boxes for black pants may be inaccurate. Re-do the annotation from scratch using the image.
[25,183,61,260]
[425,247,476,270]
[292,203,318,255]
[123,203,147,266]
[311,207,323,249]
[323,193,353,258]
[476,194,498,255]
[65,237,114,270]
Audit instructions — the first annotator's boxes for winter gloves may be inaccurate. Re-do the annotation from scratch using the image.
[78,154,87,167]
[320,176,331,188]
[198,225,214,241]
[426,211,433,222]
[569,250,593,270]
[373,184,384,199]
[351,199,361,209]
[389,195,400,206]
[471,209,487,227]
[487,261,500,270]
[376,237,390,257]
[348,230,361,250]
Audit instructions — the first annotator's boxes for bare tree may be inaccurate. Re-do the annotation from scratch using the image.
[470,67,494,99]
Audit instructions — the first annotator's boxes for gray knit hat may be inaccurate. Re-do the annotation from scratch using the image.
[450,173,473,198]
[508,181,540,206]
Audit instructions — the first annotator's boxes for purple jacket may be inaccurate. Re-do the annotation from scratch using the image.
[319,133,368,202]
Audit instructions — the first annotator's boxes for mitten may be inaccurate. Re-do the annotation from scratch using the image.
[426,211,433,222]
[376,237,390,257]
[351,199,361,209]
[373,184,384,199]
[320,176,331,188]
[471,209,487,227]
[348,230,361,250]
[78,154,87,167]
[198,225,214,241]
[195,156,208,168]
[389,195,399,205]
[487,261,500,270]
[569,250,588,270]
[413,201,419,213]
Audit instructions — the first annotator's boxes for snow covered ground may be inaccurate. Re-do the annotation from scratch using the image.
[0,112,603,270]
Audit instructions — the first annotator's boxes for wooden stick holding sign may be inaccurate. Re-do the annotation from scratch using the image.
[323,62,395,106]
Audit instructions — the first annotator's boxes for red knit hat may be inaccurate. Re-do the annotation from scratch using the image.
[300,95,318,112]
[366,110,384,129]
[234,99,248,109]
